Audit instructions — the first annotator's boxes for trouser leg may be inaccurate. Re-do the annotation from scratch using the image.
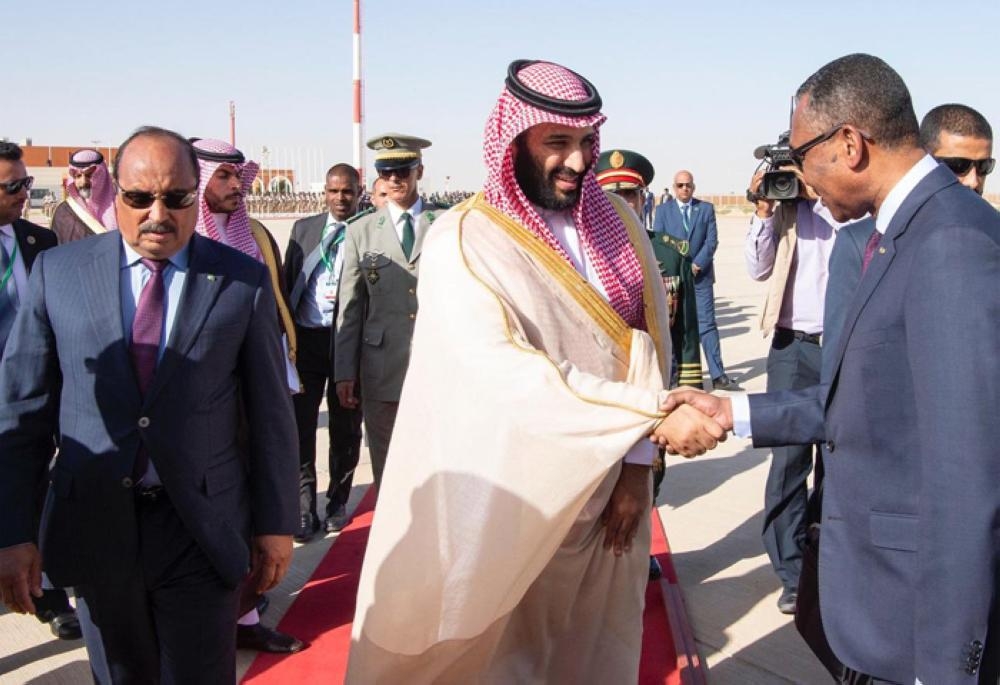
[361,399,399,491]
[694,282,725,379]
[293,326,331,522]
[326,378,363,515]
[761,335,821,591]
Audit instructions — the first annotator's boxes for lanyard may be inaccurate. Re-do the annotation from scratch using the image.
[320,222,346,272]
[0,240,17,294]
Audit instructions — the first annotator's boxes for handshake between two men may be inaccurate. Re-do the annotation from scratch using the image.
[649,388,734,457]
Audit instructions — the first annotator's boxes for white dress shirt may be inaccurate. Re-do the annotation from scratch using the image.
[298,213,347,328]
[386,198,424,247]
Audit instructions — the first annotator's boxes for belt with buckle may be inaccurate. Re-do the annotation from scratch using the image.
[135,485,167,503]
[775,327,821,345]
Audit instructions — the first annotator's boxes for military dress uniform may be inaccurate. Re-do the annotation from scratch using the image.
[334,134,446,489]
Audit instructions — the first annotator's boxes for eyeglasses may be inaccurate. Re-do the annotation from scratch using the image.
[674,182,693,189]
[935,156,995,177]
[0,176,34,195]
[117,185,198,210]
[788,123,849,170]
[377,165,416,180]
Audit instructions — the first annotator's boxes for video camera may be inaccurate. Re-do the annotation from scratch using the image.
[747,131,799,202]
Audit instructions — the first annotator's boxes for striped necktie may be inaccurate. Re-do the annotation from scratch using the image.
[0,235,20,347]
[681,204,691,233]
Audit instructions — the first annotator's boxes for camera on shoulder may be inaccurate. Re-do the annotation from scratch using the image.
[747,131,799,203]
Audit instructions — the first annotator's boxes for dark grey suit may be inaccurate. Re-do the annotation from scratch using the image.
[749,165,1000,683]
[285,213,362,522]
[0,232,298,682]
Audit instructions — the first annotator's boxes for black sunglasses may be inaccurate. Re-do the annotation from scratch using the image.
[789,123,847,170]
[0,176,34,195]
[674,182,693,189]
[935,156,995,177]
[377,164,417,180]
[117,186,198,210]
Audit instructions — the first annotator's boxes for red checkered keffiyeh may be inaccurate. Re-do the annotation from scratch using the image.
[192,139,262,261]
[482,61,646,330]
[64,149,117,230]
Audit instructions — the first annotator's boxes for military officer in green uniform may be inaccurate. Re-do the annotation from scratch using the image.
[596,148,703,390]
[334,133,447,490]
[596,148,705,581]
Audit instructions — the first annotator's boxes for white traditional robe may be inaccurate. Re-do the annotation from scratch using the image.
[347,192,672,683]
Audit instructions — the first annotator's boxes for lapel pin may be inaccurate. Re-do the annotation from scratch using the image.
[207,274,217,282]
[878,247,886,254]
[26,235,36,245]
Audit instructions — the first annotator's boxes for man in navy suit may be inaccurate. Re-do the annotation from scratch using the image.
[0,127,298,683]
[665,54,1000,684]
[653,171,740,390]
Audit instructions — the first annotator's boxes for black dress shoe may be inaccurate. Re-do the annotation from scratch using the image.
[294,514,319,543]
[648,556,663,582]
[777,587,798,614]
[323,505,351,533]
[49,611,83,640]
[712,374,743,391]
[236,623,307,653]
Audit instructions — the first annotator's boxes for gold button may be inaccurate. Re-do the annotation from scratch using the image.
[138,417,151,428]
[408,288,415,295]
[409,314,416,320]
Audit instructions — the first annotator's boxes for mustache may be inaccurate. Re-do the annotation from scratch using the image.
[139,221,176,235]
[550,166,581,183]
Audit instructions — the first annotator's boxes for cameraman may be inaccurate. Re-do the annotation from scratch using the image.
[744,166,845,615]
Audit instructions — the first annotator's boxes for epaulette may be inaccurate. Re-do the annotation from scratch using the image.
[647,230,690,257]
[346,207,376,224]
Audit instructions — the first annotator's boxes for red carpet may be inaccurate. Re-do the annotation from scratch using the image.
[243,492,704,684]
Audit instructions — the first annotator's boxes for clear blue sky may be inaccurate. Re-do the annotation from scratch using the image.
[7,1,999,194]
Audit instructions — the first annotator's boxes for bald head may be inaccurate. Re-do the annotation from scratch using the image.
[673,170,695,203]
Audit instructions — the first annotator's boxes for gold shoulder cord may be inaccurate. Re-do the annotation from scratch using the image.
[456,196,663,420]
[250,220,298,362]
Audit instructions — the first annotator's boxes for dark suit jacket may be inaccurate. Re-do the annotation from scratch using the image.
[284,212,328,317]
[3,219,56,354]
[0,232,298,589]
[820,218,873,382]
[748,165,1000,683]
[652,198,718,284]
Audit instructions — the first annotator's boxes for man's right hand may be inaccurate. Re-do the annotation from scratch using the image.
[336,380,359,409]
[657,389,735,453]
[0,542,43,615]
[650,403,727,457]
[750,170,775,218]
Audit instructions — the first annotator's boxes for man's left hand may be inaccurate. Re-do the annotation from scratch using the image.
[601,463,651,557]
[249,535,293,594]
[691,263,702,275]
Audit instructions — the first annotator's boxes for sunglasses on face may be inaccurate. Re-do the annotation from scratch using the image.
[0,176,34,195]
[117,186,198,210]
[674,182,693,189]
[377,165,416,180]
[935,156,996,177]
[789,123,847,170]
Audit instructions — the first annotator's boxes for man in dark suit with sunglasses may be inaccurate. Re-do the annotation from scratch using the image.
[0,127,298,683]
[920,103,994,197]
[334,133,446,491]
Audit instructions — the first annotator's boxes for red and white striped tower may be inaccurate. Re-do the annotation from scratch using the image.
[353,0,364,186]
[229,101,236,146]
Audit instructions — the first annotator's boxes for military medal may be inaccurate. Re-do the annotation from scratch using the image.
[367,270,380,285]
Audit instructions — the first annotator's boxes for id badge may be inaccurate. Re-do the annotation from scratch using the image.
[323,278,339,302]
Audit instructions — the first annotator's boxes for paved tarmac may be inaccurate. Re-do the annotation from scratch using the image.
[0,210,829,684]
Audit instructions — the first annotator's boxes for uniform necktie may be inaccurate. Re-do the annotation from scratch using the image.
[861,228,882,275]
[321,222,345,269]
[681,204,691,233]
[401,212,415,259]
[130,258,167,480]
[0,236,19,346]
